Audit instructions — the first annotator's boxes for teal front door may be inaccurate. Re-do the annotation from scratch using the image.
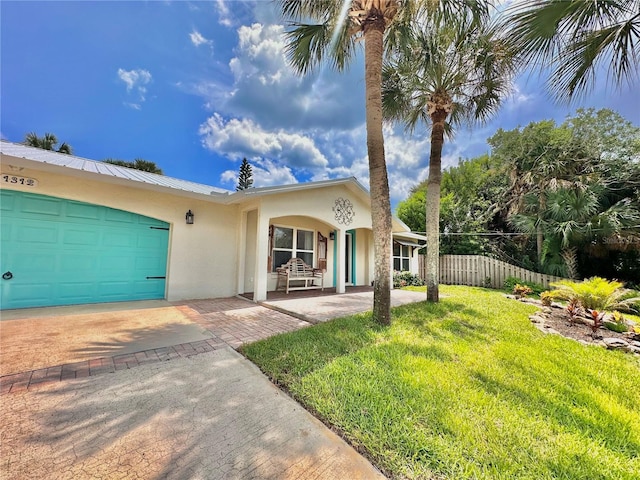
[1,190,169,309]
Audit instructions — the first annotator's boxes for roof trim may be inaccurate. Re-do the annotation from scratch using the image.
[223,176,371,203]
[0,141,230,200]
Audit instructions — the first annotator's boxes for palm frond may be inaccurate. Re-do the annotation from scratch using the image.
[504,0,640,100]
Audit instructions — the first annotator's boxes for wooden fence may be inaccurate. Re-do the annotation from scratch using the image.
[418,255,564,289]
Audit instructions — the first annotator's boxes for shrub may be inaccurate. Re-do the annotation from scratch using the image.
[587,309,606,338]
[549,277,640,313]
[504,276,546,296]
[604,311,629,333]
[566,298,582,326]
[513,284,533,299]
[540,291,553,306]
[393,271,425,288]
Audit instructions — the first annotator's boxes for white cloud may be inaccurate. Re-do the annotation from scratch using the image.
[192,22,364,131]
[220,158,298,188]
[199,113,328,170]
[189,29,212,47]
[117,68,152,107]
[215,0,233,27]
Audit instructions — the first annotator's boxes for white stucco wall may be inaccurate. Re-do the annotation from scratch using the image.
[0,165,239,301]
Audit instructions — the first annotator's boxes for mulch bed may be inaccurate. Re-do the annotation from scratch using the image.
[510,296,640,354]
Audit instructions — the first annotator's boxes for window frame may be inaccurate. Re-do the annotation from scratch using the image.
[271,224,316,272]
[393,241,411,272]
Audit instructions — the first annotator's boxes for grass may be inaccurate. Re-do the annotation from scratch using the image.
[242,286,640,479]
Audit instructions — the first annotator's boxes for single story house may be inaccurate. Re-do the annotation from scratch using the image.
[0,141,425,310]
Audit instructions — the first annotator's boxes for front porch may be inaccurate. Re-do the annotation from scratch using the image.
[241,287,426,324]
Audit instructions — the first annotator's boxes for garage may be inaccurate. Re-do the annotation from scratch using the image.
[1,190,169,309]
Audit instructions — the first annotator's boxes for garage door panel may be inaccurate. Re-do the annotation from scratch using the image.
[1,223,11,241]
[99,281,136,297]
[66,202,101,220]
[137,232,167,249]
[1,192,169,309]
[104,209,135,224]
[133,279,164,295]
[17,224,59,244]
[1,190,15,210]
[60,253,99,273]
[20,195,63,216]
[63,229,100,246]
[103,230,137,247]
[57,283,97,302]
[139,217,166,227]
[135,256,165,271]
[7,283,52,303]
[12,253,57,273]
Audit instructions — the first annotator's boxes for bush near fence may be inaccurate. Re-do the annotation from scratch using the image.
[418,255,565,290]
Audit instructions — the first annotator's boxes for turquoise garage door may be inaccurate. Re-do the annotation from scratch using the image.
[1,190,169,309]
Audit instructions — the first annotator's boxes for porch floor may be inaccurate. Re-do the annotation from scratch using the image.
[242,287,427,324]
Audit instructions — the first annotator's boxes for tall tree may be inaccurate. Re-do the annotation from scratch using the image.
[236,158,254,191]
[383,9,513,301]
[490,110,640,278]
[103,158,163,174]
[504,0,640,100]
[23,132,72,154]
[279,0,419,325]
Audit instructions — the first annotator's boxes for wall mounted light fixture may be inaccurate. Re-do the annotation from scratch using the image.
[329,231,335,240]
[185,210,195,225]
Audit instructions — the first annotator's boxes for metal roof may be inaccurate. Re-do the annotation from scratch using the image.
[0,141,415,234]
[0,141,229,196]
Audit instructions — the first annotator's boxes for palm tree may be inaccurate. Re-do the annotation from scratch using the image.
[24,132,73,154]
[504,0,640,100]
[382,12,513,302]
[510,186,640,277]
[279,0,422,325]
[103,158,164,174]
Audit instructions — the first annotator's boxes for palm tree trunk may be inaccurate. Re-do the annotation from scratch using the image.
[536,223,544,265]
[426,109,447,302]
[364,11,392,325]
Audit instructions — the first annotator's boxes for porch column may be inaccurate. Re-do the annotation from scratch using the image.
[253,208,269,302]
[236,210,247,295]
[336,228,346,294]
[390,232,395,290]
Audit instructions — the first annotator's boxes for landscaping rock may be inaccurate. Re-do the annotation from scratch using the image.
[603,337,631,351]
[529,314,545,324]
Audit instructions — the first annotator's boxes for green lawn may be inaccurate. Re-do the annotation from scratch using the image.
[242,286,640,480]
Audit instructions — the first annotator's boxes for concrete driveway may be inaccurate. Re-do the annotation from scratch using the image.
[1,347,384,479]
[1,297,387,479]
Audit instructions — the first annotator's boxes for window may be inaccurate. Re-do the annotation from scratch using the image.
[271,226,315,271]
[393,242,411,271]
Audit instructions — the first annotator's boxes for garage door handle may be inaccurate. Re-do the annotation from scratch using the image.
[2,271,13,280]
[146,276,166,279]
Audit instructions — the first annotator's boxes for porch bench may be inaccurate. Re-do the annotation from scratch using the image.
[276,258,325,294]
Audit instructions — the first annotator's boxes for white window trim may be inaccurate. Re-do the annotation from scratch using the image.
[271,224,316,273]
[393,241,411,272]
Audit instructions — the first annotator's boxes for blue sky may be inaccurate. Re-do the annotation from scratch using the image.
[2,1,638,211]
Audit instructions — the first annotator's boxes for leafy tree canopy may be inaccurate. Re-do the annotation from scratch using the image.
[396,108,640,283]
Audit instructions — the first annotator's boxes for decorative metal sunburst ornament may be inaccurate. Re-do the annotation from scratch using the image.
[333,197,355,225]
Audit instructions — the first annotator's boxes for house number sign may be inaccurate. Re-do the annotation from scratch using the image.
[1,174,38,187]
[333,197,354,225]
